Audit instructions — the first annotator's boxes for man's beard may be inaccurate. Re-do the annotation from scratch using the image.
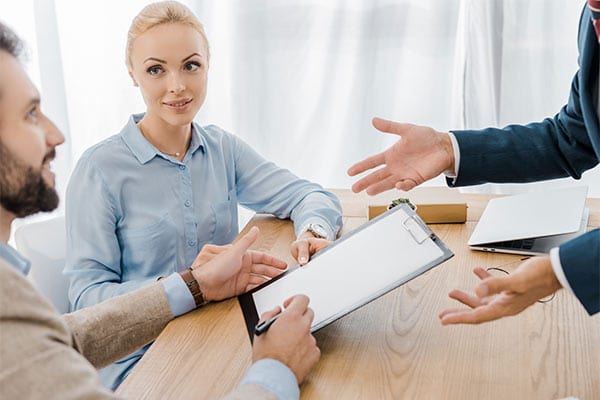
[0,142,59,218]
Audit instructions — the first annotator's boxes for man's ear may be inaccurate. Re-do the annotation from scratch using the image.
[128,71,138,87]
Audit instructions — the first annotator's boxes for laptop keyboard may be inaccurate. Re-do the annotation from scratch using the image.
[494,238,535,250]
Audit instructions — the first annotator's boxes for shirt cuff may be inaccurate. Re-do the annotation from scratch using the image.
[549,247,575,296]
[296,217,335,241]
[444,132,461,182]
[241,358,299,400]
[159,272,196,317]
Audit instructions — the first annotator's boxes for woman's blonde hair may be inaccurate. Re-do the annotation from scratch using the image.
[126,1,210,69]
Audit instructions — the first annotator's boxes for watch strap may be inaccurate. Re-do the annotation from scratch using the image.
[179,268,208,308]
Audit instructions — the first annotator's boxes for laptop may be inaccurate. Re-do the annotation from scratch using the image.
[468,186,589,256]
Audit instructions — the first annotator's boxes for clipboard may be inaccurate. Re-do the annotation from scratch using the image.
[238,204,454,342]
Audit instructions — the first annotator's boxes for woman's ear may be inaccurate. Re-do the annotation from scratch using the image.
[128,70,139,87]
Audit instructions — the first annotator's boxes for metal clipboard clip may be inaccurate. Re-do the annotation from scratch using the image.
[402,212,433,244]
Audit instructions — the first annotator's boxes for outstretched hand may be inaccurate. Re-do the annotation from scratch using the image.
[348,117,455,194]
[191,227,288,302]
[438,256,562,325]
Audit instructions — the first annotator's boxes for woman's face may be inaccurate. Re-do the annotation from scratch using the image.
[129,23,208,128]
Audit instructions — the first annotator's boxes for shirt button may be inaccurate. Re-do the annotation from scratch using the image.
[188,240,196,247]
[179,165,186,170]
[185,200,191,207]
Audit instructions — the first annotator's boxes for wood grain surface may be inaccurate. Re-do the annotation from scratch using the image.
[117,188,600,400]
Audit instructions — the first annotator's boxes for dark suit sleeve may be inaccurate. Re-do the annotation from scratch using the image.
[447,7,599,187]
[558,228,600,315]
[448,81,598,186]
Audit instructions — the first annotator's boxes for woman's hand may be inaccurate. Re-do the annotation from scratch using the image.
[291,231,331,265]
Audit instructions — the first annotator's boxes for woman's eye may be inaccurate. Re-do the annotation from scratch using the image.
[27,106,39,121]
[184,61,200,72]
[147,65,163,75]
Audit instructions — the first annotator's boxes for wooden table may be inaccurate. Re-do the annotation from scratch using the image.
[117,187,600,399]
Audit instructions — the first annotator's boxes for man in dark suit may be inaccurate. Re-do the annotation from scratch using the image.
[348,2,600,323]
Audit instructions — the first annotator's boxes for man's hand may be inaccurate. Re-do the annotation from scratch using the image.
[191,243,232,269]
[438,256,562,325]
[191,227,287,301]
[252,295,320,384]
[348,117,455,194]
[291,231,331,265]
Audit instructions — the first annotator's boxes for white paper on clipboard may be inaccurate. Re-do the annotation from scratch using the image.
[238,204,454,341]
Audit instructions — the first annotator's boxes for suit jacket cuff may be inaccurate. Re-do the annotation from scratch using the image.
[558,229,600,315]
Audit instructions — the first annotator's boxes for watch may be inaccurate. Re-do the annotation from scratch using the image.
[302,223,329,240]
[179,268,208,307]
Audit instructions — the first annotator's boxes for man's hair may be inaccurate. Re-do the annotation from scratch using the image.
[0,21,23,59]
[0,22,23,105]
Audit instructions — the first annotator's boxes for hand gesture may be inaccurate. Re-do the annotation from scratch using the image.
[438,256,562,325]
[192,227,287,301]
[291,231,331,265]
[348,117,455,194]
[252,295,320,384]
[191,243,232,268]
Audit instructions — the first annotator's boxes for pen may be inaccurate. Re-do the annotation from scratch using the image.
[254,314,280,336]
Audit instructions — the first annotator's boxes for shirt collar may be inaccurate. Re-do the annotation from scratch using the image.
[120,113,206,165]
[0,242,31,276]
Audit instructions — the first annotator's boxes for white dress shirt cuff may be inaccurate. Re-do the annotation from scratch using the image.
[549,247,575,296]
[241,358,299,400]
[444,132,461,181]
[160,272,196,317]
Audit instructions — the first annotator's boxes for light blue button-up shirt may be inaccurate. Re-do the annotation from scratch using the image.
[0,242,31,275]
[65,113,341,390]
[0,242,299,399]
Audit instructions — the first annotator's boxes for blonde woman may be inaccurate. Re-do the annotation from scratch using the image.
[65,1,341,390]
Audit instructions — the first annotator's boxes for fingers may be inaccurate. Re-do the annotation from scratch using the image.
[476,275,513,298]
[247,275,269,287]
[438,307,465,320]
[250,263,287,278]
[283,294,310,312]
[291,238,330,265]
[394,179,418,192]
[295,240,310,265]
[473,267,492,280]
[364,174,402,196]
[308,238,331,254]
[303,307,315,325]
[347,153,385,178]
[232,226,259,254]
[203,243,232,254]
[250,251,287,269]
[372,117,414,136]
[259,306,282,323]
[439,306,502,325]
[447,289,484,309]
[351,168,394,194]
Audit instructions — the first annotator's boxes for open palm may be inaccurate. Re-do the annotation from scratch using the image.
[439,257,562,325]
[348,117,454,194]
[192,227,287,302]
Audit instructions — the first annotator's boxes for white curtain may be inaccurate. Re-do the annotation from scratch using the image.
[457,0,600,195]
[2,0,597,214]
